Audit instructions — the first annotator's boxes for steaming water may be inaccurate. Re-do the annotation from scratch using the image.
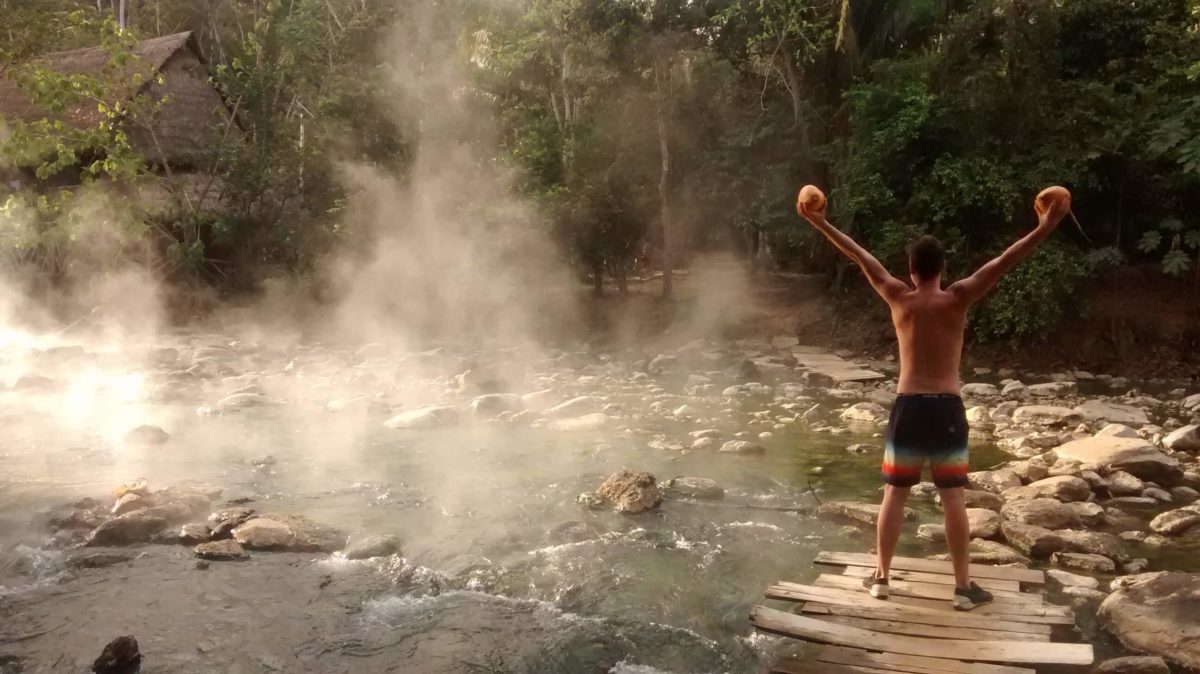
[0,333,1112,672]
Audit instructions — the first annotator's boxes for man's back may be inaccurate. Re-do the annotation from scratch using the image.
[890,288,968,395]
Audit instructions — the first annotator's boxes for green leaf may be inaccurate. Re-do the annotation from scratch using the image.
[1161,218,1184,232]
[1138,230,1163,253]
[1163,249,1191,277]
[1184,231,1200,250]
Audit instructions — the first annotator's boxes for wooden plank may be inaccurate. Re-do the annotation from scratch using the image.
[840,567,1022,594]
[815,551,1044,586]
[817,646,1036,674]
[816,574,1037,604]
[802,607,1050,642]
[750,606,1093,666]
[795,603,1051,637]
[767,583,1076,626]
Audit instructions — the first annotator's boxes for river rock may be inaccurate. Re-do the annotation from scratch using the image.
[1149,505,1200,535]
[662,477,724,500]
[194,539,248,561]
[840,402,887,424]
[1054,436,1182,485]
[1057,529,1126,560]
[1065,501,1107,528]
[92,635,141,674]
[468,394,522,418]
[967,508,1002,538]
[1052,551,1117,574]
[1163,424,1200,452]
[1001,521,1065,558]
[1000,498,1082,529]
[818,501,916,527]
[595,470,661,514]
[1001,475,1091,503]
[1095,656,1170,674]
[122,425,169,445]
[545,396,602,417]
[1172,486,1199,503]
[917,524,945,541]
[67,550,135,570]
[344,534,402,560]
[1012,405,1080,426]
[1143,486,1172,502]
[383,406,460,429]
[1028,381,1077,397]
[1098,571,1200,670]
[176,523,211,545]
[1074,401,1150,426]
[520,389,558,411]
[1098,423,1141,438]
[943,489,1005,512]
[719,440,765,454]
[208,507,256,539]
[690,437,716,450]
[215,392,276,411]
[1107,470,1146,496]
[968,469,1022,494]
[962,383,999,397]
[233,513,344,552]
[86,513,169,546]
[548,413,610,431]
[1006,459,1050,483]
[958,539,1030,565]
[1047,568,1099,589]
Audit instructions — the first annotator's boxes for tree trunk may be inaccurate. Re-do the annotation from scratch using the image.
[654,60,674,299]
[780,45,814,182]
[592,258,604,297]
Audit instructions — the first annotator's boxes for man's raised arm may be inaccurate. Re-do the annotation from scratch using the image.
[797,202,908,303]
[948,199,1069,306]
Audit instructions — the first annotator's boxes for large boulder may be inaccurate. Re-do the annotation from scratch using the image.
[1098,571,1200,671]
[344,534,402,560]
[1108,471,1147,496]
[1057,529,1126,561]
[383,406,460,429]
[817,501,916,527]
[232,513,345,552]
[968,469,1022,494]
[662,477,724,500]
[1000,498,1082,529]
[595,470,662,514]
[1073,400,1150,426]
[952,539,1030,566]
[1163,424,1200,452]
[1149,505,1200,536]
[1054,436,1182,485]
[1001,475,1092,503]
[86,513,169,546]
[1001,521,1065,558]
[1012,405,1081,426]
[967,508,1002,538]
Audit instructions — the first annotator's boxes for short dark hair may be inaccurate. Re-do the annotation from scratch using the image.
[907,235,945,280]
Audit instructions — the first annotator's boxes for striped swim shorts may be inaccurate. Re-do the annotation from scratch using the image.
[882,393,970,489]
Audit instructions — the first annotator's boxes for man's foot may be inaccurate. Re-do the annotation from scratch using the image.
[862,573,889,599]
[953,582,993,611]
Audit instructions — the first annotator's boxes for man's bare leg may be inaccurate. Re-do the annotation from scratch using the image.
[939,486,971,588]
[875,484,911,579]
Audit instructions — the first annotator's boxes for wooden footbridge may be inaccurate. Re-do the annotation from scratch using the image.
[751,551,1094,673]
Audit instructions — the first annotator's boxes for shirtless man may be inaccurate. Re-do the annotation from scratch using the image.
[797,191,1069,610]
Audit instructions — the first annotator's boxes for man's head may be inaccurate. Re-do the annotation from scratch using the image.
[907,235,945,282]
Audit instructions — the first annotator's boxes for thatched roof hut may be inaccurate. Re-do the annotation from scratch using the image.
[0,31,234,172]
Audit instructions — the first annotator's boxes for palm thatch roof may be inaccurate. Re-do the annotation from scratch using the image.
[0,31,235,171]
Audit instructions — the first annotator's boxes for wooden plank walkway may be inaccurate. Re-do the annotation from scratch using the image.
[751,551,1094,673]
[790,347,885,382]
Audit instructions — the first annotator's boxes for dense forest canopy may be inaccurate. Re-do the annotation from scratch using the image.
[1,0,1198,340]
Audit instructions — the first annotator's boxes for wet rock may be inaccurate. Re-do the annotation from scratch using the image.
[1142,486,1172,502]
[92,635,141,674]
[1047,568,1099,589]
[1012,405,1080,426]
[968,469,1022,494]
[1098,423,1141,438]
[1099,571,1200,671]
[917,523,945,542]
[689,437,716,450]
[646,354,677,374]
[662,477,724,500]
[67,550,134,570]
[576,492,606,509]
[1054,436,1182,485]
[1107,470,1147,496]
[383,406,460,429]
[215,392,276,411]
[1065,501,1107,528]
[193,539,248,561]
[961,383,999,397]
[344,534,402,560]
[87,514,169,546]
[967,508,1001,538]
[233,513,345,552]
[1172,486,1199,503]
[718,440,765,455]
[1073,401,1150,426]
[113,479,152,499]
[1057,530,1126,560]
[1163,424,1200,452]
[545,396,602,417]
[1149,505,1200,535]
[1000,521,1065,558]
[1028,382,1077,397]
[177,523,211,545]
[519,389,558,411]
[1124,558,1150,574]
[965,406,993,429]
[1001,475,1091,503]
[1000,498,1082,529]
[818,501,916,527]
[840,402,886,423]
[1095,656,1170,674]
[594,470,661,514]
[122,425,168,445]
[1001,381,1027,396]
[1105,496,1160,511]
[1052,551,1116,574]
[111,493,149,516]
[208,507,256,539]
[468,394,522,418]
[548,413,610,432]
[845,443,877,454]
